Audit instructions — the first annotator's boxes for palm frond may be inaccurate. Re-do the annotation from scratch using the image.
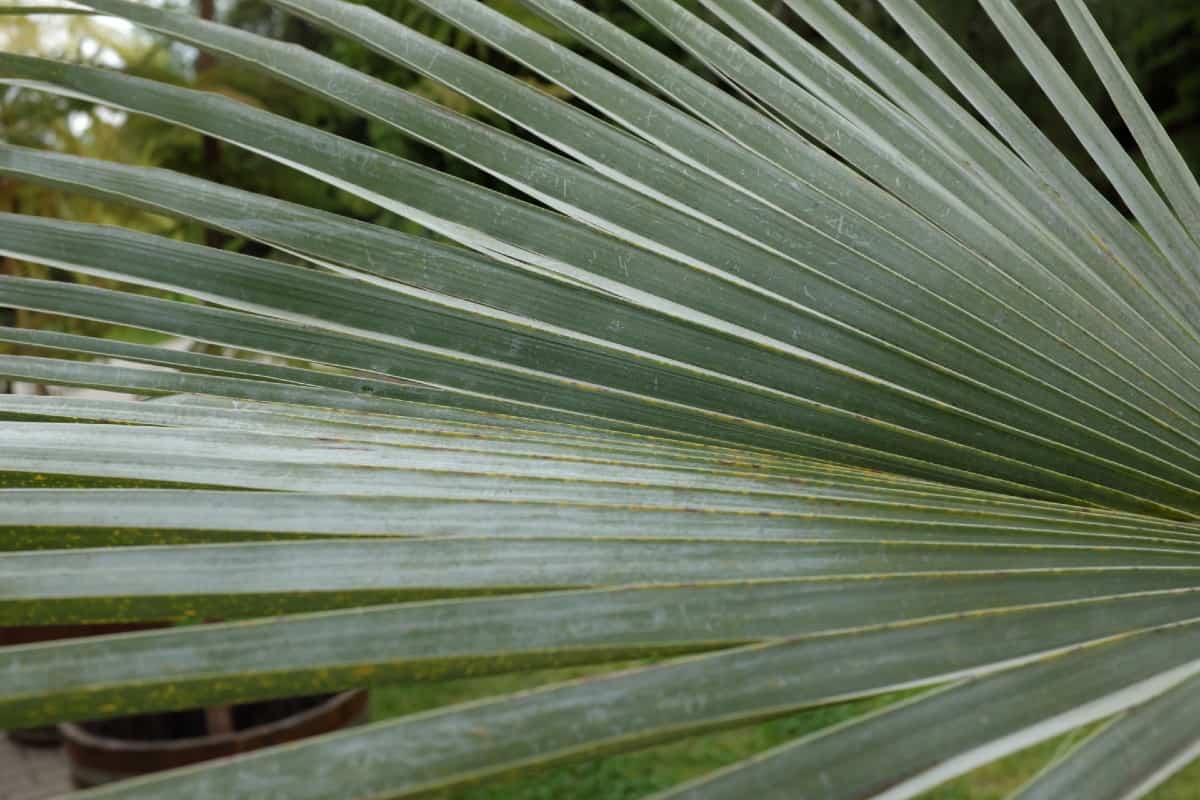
[1,0,1199,797]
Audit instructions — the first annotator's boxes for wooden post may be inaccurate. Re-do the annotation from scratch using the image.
[197,0,224,249]
[0,177,16,395]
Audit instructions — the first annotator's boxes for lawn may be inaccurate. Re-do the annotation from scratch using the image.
[371,665,1200,799]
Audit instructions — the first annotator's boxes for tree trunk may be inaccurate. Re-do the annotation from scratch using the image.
[198,0,225,250]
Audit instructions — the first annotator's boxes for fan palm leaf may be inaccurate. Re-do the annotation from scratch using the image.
[1,0,1199,797]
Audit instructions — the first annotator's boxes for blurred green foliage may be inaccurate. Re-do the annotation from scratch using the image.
[154,0,710,235]
[0,11,186,357]
[4,0,1198,248]
[817,0,1200,211]
[1,0,1198,348]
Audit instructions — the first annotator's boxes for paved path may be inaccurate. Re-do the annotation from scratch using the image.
[0,736,71,800]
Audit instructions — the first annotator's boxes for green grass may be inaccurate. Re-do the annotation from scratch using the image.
[369,667,1200,799]
[368,663,896,800]
[98,326,175,346]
